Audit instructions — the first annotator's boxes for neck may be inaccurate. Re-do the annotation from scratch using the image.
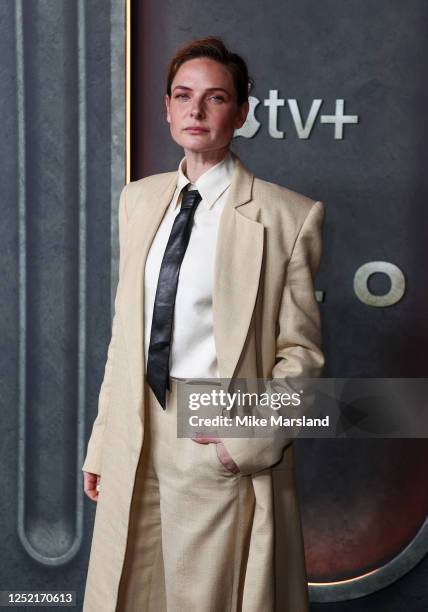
[183,146,230,183]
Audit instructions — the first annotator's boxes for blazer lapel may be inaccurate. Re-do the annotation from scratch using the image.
[119,174,177,414]
[120,152,264,415]
[212,153,264,379]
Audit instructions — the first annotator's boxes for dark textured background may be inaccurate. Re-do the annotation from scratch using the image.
[131,1,428,606]
[0,0,120,609]
[1,0,427,609]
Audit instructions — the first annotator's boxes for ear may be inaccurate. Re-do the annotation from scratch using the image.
[234,100,249,129]
[165,94,171,124]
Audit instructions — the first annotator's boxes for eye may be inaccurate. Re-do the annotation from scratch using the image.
[175,93,189,100]
[210,95,224,102]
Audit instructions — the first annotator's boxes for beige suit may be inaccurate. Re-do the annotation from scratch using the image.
[82,150,325,611]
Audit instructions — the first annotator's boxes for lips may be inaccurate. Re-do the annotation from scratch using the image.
[185,127,209,132]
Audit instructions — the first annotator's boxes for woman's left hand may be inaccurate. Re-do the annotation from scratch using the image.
[191,434,240,474]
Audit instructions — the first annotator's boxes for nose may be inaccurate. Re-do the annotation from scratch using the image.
[190,98,205,119]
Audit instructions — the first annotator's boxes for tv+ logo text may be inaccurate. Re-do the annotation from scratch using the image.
[234,92,359,140]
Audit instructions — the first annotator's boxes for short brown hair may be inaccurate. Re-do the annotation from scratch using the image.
[166,36,254,106]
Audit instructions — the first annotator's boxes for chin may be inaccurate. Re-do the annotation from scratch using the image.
[182,139,212,152]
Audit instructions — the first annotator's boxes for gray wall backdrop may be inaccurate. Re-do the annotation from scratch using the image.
[131,0,428,608]
[1,0,427,610]
[1,0,124,609]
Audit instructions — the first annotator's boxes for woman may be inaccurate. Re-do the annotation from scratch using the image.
[82,36,325,612]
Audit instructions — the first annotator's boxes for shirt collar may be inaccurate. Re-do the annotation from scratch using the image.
[171,150,235,210]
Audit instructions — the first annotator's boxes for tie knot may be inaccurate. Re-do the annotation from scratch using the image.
[181,188,202,210]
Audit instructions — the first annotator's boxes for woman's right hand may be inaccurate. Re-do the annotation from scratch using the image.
[84,471,100,502]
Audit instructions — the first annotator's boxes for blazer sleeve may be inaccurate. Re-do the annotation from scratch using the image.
[222,200,325,475]
[272,199,325,379]
[81,184,129,475]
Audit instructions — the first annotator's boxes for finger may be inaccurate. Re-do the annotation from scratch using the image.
[84,488,98,502]
[84,474,100,501]
[191,433,220,444]
[191,436,216,444]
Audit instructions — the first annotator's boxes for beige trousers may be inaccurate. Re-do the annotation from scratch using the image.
[115,379,270,612]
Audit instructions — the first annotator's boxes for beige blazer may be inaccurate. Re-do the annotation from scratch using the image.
[82,150,325,611]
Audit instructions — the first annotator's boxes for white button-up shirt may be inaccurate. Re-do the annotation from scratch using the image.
[144,150,236,378]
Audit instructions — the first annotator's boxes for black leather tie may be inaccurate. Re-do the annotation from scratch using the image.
[146,186,202,409]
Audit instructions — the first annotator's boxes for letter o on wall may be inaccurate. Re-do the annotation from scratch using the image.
[353,261,405,307]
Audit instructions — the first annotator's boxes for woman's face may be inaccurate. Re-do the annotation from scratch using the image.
[165,57,249,155]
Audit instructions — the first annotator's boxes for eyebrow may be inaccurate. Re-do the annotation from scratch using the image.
[172,85,230,95]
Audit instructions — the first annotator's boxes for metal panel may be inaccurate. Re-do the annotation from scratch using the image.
[0,0,125,602]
